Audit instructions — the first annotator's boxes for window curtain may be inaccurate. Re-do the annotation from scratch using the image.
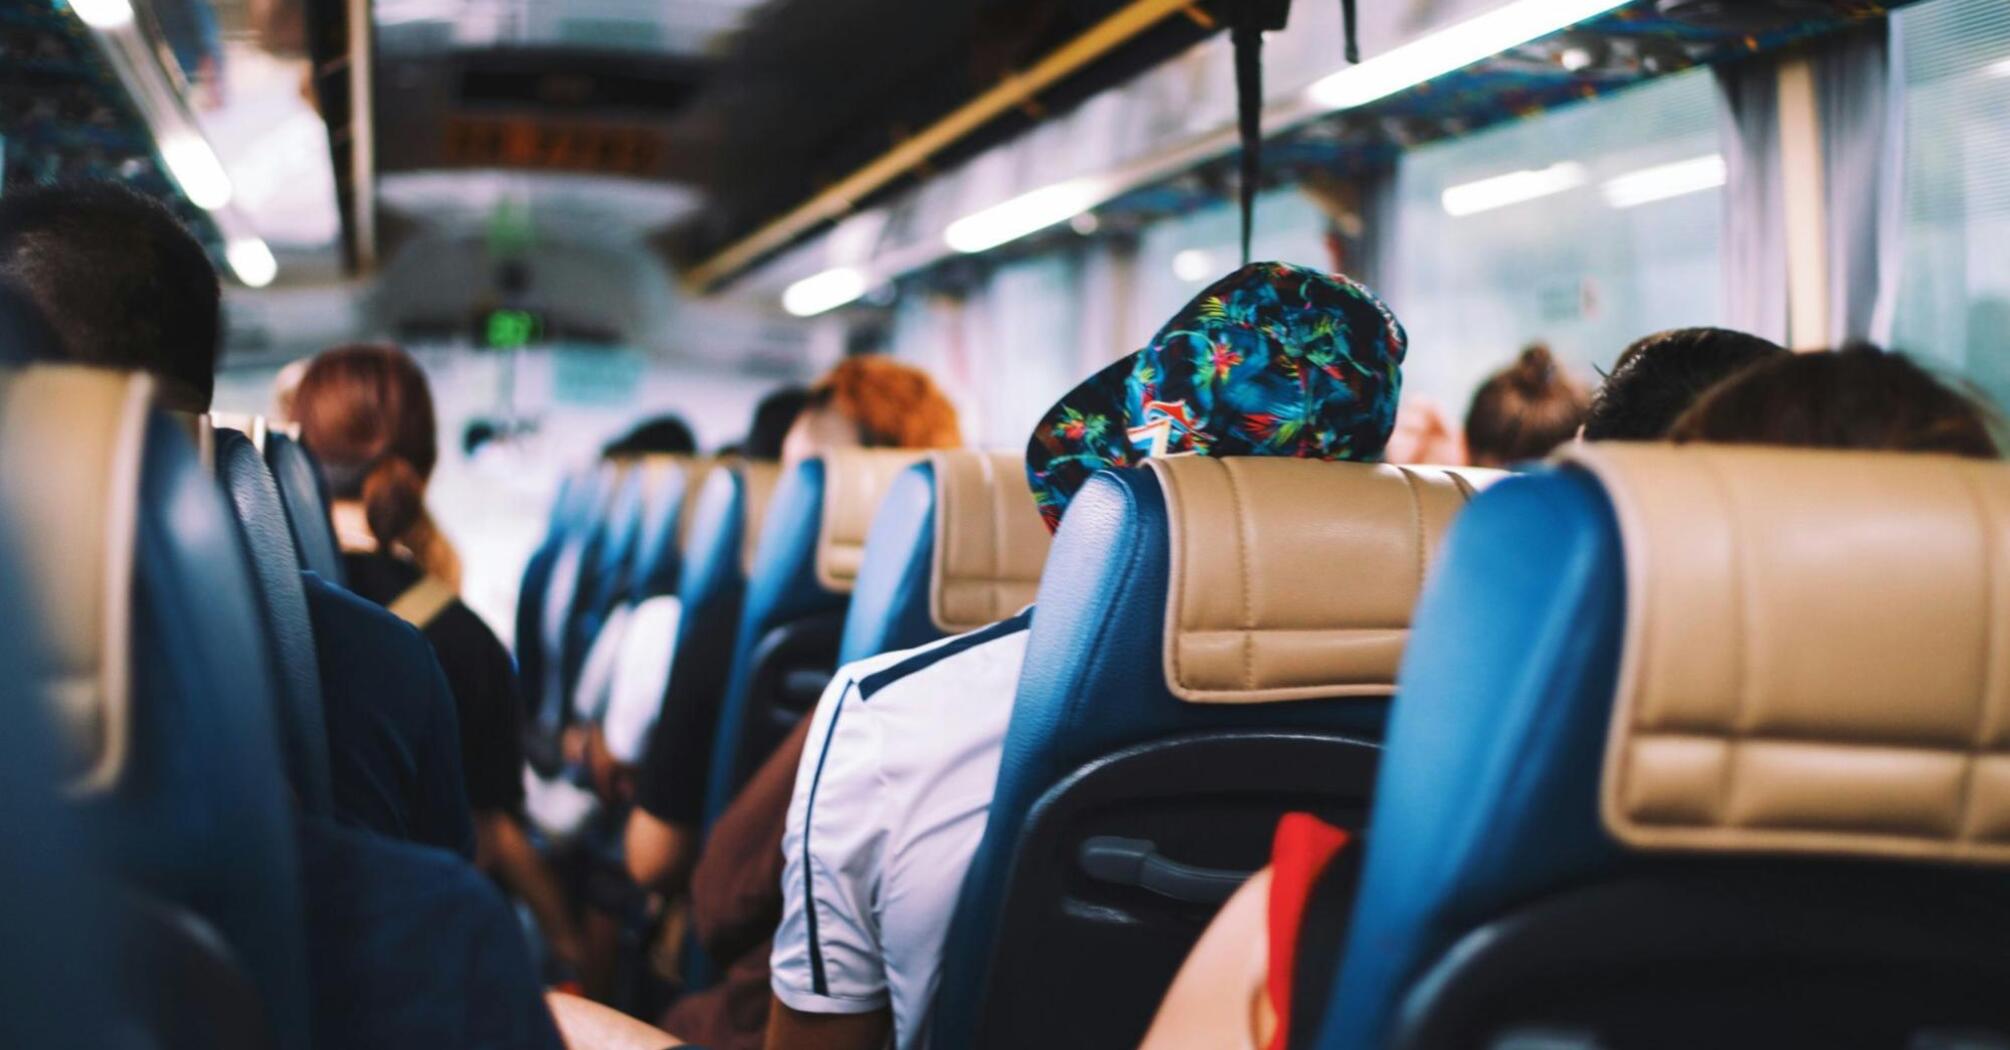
[1816,20,1906,347]
[1715,56,1791,346]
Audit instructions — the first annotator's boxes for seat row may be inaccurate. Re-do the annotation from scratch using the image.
[541,422,2010,1047]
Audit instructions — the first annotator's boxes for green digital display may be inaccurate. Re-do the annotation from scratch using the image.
[484,308,541,349]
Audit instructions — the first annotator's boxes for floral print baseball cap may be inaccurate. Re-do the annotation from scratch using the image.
[1025,262,1406,531]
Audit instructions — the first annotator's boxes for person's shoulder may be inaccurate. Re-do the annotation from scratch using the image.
[852,609,1035,705]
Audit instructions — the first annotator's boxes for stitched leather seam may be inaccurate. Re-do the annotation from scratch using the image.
[1220,459,1257,691]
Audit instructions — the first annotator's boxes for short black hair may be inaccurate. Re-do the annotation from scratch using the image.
[0,279,62,367]
[604,415,697,457]
[1583,327,1785,441]
[0,181,221,410]
[744,385,810,461]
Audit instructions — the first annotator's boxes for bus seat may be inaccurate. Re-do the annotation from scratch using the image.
[0,366,311,1049]
[566,462,656,691]
[839,449,1051,664]
[699,449,921,825]
[528,462,623,732]
[629,455,698,601]
[1314,445,2010,1050]
[265,431,344,584]
[213,426,333,818]
[634,459,781,828]
[516,467,594,726]
[932,456,1498,1050]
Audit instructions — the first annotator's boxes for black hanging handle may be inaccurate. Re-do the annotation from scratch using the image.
[1078,835,1257,904]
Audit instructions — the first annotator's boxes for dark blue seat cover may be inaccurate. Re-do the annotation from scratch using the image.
[213,427,334,818]
[120,413,315,1049]
[837,459,942,664]
[265,431,344,584]
[700,457,846,825]
[627,458,693,601]
[931,466,1394,1048]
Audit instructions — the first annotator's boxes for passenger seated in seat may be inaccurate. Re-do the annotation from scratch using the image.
[1667,344,2001,458]
[766,263,1407,1050]
[1582,326,1785,440]
[297,343,584,971]
[1463,343,1586,467]
[0,179,576,1049]
[1137,347,1996,1050]
[605,415,699,458]
[744,386,811,460]
[628,361,959,1050]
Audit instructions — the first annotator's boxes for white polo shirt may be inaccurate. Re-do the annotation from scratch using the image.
[772,611,1034,1049]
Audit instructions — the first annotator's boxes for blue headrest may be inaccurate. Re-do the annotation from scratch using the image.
[932,466,1394,1048]
[214,427,333,818]
[124,413,315,1049]
[1313,467,1627,1050]
[839,460,941,664]
[265,432,344,584]
[701,457,845,822]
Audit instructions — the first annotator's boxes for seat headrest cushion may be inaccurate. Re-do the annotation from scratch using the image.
[1567,443,2010,865]
[0,366,149,791]
[738,460,781,576]
[815,449,929,592]
[929,450,1053,633]
[1156,456,1501,703]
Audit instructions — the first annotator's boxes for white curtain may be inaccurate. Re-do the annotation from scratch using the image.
[1816,21,1906,346]
[1715,57,1791,346]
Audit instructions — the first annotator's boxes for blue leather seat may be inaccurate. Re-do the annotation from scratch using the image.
[214,426,334,818]
[0,368,312,1050]
[265,431,344,584]
[524,463,622,730]
[700,449,923,826]
[626,457,697,601]
[636,459,779,828]
[839,449,1050,664]
[932,456,1494,1050]
[1312,445,2010,1050]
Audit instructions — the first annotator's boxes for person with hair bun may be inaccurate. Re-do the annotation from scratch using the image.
[780,356,963,464]
[1462,343,1588,468]
[296,343,583,974]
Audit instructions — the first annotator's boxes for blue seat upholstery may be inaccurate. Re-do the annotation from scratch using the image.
[933,458,1490,1049]
[637,460,779,828]
[1308,467,1626,1050]
[0,369,312,1050]
[700,450,922,826]
[265,431,344,584]
[515,468,591,725]
[840,459,938,662]
[214,426,334,819]
[840,450,1052,666]
[1314,447,2010,1050]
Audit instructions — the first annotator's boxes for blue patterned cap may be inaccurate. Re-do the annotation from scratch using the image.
[1025,262,1406,530]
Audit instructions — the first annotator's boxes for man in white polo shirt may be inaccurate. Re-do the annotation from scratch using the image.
[768,262,1410,1050]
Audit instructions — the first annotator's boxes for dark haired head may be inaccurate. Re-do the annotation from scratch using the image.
[0,281,61,367]
[1667,344,2001,459]
[745,386,809,461]
[604,415,697,458]
[0,182,220,411]
[1584,327,1784,441]
[1463,343,1587,467]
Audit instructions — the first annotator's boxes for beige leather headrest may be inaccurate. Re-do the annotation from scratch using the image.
[929,450,1052,633]
[1156,456,1502,703]
[0,366,150,792]
[739,460,781,577]
[814,449,928,593]
[674,457,716,553]
[1567,443,2010,865]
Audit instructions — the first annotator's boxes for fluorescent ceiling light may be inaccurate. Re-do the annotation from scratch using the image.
[68,0,133,29]
[1441,162,1586,217]
[944,179,1104,254]
[226,237,278,289]
[1307,0,1629,111]
[782,267,867,317]
[158,132,233,210]
[1600,154,1726,209]
[1988,56,2010,78]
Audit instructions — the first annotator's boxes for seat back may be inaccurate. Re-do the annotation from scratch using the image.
[213,426,333,817]
[636,459,781,826]
[1317,445,2010,1050]
[528,461,623,728]
[0,367,310,1050]
[700,448,923,824]
[264,432,344,583]
[515,467,593,722]
[839,449,1051,664]
[628,455,696,600]
[933,456,1498,1050]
